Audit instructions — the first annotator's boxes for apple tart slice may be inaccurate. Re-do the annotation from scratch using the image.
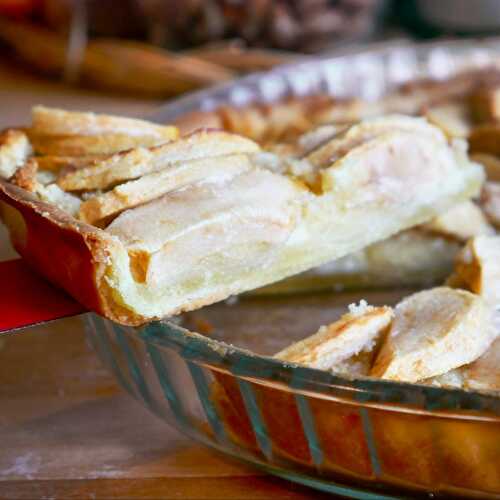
[0,109,484,324]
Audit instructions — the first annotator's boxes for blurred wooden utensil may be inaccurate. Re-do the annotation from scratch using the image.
[0,18,235,97]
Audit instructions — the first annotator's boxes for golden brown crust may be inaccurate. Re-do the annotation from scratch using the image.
[10,157,38,192]
[0,179,146,325]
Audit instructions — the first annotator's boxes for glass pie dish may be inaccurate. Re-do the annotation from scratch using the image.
[85,288,500,499]
[85,39,500,498]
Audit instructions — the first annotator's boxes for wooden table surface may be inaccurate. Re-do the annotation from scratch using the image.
[0,63,338,499]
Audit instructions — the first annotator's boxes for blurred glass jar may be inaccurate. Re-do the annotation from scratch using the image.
[137,0,386,52]
[42,0,386,53]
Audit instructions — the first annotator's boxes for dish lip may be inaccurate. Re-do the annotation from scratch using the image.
[120,315,498,418]
[149,36,500,124]
[137,37,500,415]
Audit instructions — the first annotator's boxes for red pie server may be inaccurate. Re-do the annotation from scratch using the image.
[0,259,86,333]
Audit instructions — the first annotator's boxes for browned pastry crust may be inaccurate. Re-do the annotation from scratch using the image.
[10,158,39,192]
[0,179,146,325]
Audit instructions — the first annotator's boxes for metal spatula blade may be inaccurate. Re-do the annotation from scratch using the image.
[0,259,86,334]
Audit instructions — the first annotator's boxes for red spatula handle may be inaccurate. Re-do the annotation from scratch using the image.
[0,259,86,333]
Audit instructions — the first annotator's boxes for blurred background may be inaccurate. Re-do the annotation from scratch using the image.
[1,0,500,100]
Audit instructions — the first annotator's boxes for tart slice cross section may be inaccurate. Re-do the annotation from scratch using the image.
[0,113,487,324]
